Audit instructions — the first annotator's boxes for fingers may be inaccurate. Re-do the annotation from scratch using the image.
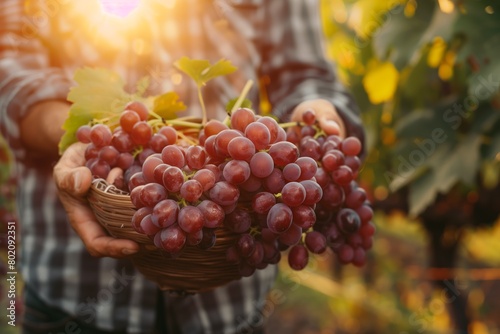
[291,99,347,138]
[54,142,92,196]
[54,143,139,258]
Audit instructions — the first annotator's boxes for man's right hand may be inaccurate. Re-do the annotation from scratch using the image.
[53,142,140,258]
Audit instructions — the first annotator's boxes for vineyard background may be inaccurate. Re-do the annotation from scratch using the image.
[1,0,500,333]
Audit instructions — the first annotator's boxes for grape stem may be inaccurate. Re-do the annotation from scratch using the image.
[230,80,254,115]
[198,87,208,126]
[279,121,306,129]
[177,131,198,146]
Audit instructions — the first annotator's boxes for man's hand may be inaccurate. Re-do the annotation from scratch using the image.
[53,142,140,258]
[290,99,346,138]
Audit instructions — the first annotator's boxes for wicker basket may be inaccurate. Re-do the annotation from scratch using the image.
[88,179,241,293]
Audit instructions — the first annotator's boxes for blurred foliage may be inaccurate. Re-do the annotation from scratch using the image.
[268,213,500,333]
[321,0,500,220]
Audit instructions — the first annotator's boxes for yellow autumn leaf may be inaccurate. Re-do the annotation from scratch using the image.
[362,62,399,104]
[427,37,447,68]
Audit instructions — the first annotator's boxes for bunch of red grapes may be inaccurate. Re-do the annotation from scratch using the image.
[76,102,374,275]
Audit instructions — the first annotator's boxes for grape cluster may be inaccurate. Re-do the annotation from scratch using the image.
[287,110,375,267]
[76,101,374,275]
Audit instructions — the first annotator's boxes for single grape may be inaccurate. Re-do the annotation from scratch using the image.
[227,136,256,161]
[231,108,256,132]
[116,152,134,170]
[266,203,293,234]
[186,229,203,246]
[131,121,152,146]
[295,157,318,180]
[268,141,299,167]
[90,124,112,147]
[186,145,207,170]
[142,155,163,183]
[197,200,225,228]
[192,169,216,192]
[299,137,322,161]
[128,172,146,192]
[337,244,354,264]
[90,159,110,179]
[140,214,161,236]
[208,181,240,206]
[180,179,203,202]
[198,228,217,250]
[159,224,186,253]
[257,116,280,143]
[162,166,184,193]
[223,160,251,185]
[281,182,306,207]
[336,208,361,234]
[124,101,149,121]
[138,148,155,165]
[288,244,309,270]
[237,234,255,258]
[321,183,345,208]
[139,183,168,208]
[278,223,302,246]
[340,137,362,156]
[152,199,179,228]
[282,163,301,182]
[239,262,256,277]
[239,174,262,192]
[345,156,361,174]
[111,131,134,153]
[245,122,271,150]
[161,145,185,168]
[302,109,316,125]
[345,188,367,209]
[300,180,323,206]
[291,205,316,229]
[225,207,252,233]
[252,192,276,214]
[305,231,327,254]
[249,152,274,178]
[149,134,169,153]
[178,206,204,234]
[332,165,354,186]
[76,125,91,143]
[262,168,286,194]
[246,241,264,266]
[204,119,228,137]
[120,110,140,133]
[158,126,177,145]
[321,150,345,172]
[85,144,99,160]
[357,204,374,225]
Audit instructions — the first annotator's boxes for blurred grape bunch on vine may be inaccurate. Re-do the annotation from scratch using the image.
[321,0,500,332]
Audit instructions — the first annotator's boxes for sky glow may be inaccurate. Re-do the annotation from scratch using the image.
[99,0,140,17]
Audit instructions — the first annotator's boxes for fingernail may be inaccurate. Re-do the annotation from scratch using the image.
[122,248,138,255]
[73,172,82,192]
[325,120,339,127]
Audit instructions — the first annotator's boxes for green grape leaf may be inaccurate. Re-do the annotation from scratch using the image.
[408,170,440,218]
[174,57,237,87]
[153,92,187,120]
[59,68,150,154]
[225,98,252,113]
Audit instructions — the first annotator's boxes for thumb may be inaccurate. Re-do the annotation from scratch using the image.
[318,119,342,137]
[55,166,93,197]
[67,167,93,196]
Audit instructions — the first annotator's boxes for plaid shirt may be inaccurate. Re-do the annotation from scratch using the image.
[0,0,363,333]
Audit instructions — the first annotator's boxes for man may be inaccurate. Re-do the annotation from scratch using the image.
[0,0,364,332]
